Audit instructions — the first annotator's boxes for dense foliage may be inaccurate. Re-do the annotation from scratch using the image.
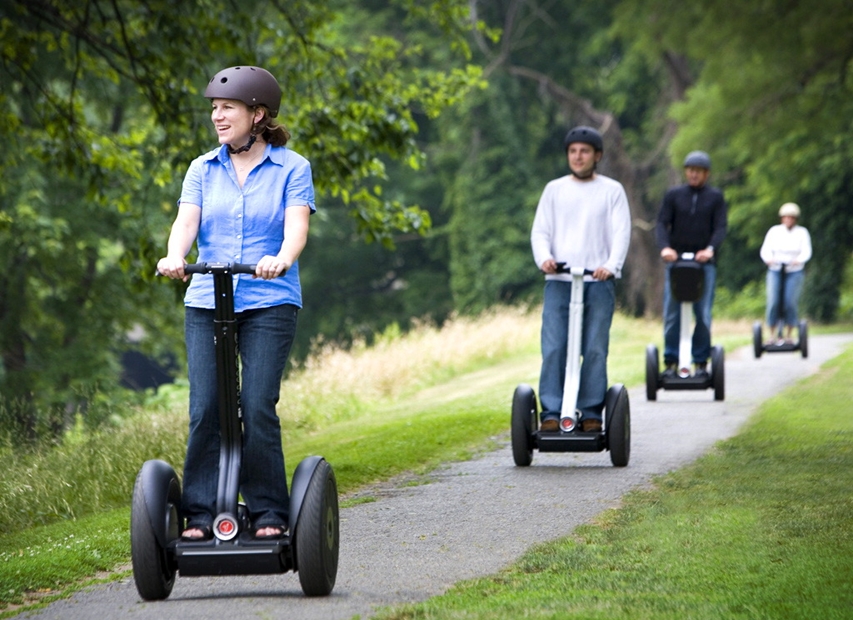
[1,0,851,442]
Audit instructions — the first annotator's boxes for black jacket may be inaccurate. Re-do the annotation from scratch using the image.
[655,184,727,257]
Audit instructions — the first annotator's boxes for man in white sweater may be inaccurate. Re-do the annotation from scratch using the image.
[530,126,631,433]
[759,202,812,342]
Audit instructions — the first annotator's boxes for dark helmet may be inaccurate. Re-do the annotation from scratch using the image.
[683,150,711,169]
[562,126,604,152]
[204,66,282,118]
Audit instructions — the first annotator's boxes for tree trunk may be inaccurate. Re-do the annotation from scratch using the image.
[0,265,37,442]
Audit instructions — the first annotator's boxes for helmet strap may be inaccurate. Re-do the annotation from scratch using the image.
[228,132,257,155]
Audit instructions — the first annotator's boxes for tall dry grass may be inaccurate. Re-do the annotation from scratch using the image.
[280,305,541,429]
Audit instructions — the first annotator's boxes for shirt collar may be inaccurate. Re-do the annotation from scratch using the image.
[203,143,284,167]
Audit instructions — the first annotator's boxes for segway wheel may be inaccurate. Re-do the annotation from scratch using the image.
[295,459,339,596]
[711,345,725,401]
[130,466,180,601]
[799,320,808,358]
[511,384,537,466]
[752,321,764,359]
[645,345,659,401]
[605,384,630,467]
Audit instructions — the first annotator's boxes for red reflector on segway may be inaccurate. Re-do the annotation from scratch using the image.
[213,513,239,541]
[559,417,575,432]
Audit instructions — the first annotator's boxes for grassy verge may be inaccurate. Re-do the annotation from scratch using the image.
[375,344,853,619]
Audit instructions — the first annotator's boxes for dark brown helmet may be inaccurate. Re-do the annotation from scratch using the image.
[204,66,282,117]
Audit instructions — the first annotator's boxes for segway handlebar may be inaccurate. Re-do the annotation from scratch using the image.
[156,262,288,277]
[553,263,595,276]
[184,262,259,275]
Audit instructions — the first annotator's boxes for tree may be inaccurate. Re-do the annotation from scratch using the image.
[615,0,853,319]
[0,0,484,440]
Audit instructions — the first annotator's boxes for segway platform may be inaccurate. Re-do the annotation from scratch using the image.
[174,536,292,576]
[131,263,339,601]
[753,320,808,358]
[646,255,725,401]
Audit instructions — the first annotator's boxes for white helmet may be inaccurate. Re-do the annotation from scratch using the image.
[778,202,801,218]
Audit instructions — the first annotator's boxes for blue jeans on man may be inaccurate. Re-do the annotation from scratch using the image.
[765,268,804,332]
[663,262,716,366]
[539,279,615,424]
[182,303,297,530]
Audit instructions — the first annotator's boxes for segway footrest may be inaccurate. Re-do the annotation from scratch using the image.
[174,537,292,576]
[536,432,605,453]
[659,375,712,390]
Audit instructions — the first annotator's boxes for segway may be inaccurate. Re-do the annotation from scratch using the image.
[131,262,339,601]
[511,265,630,468]
[646,253,724,401]
[752,264,808,358]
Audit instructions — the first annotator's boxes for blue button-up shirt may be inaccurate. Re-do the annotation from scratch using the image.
[179,143,316,312]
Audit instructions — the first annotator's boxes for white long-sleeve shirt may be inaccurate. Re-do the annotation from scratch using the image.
[530,173,632,281]
[759,224,812,272]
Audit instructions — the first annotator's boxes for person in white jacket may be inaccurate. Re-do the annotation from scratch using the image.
[530,126,631,433]
[759,202,812,343]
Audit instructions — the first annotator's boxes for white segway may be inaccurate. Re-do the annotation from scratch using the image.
[646,253,724,401]
[512,265,630,468]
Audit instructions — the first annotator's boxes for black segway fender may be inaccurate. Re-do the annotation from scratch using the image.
[138,459,181,548]
[290,455,326,533]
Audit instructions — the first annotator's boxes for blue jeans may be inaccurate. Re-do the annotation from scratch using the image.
[766,269,804,331]
[663,263,716,365]
[182,304,297,529]
[539,279,615,423]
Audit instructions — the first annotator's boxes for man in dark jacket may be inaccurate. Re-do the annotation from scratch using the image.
[655,150,728,378]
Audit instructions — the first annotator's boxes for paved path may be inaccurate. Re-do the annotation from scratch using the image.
[15,334,853,620]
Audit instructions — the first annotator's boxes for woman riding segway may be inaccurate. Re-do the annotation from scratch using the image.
[760,202,811,344]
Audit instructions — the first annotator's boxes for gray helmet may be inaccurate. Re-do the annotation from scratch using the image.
[204,66,282,117]
[683,150,711,169]
[563,126,604,152]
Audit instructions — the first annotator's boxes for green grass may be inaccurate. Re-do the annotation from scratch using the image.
[0,310,841,617]
[0,510,131,616]
[374,346,853,620]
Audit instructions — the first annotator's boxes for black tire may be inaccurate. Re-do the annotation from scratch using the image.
[605,384,630,467]
[645,345,659,401]
[799,320,808,358]
[295,460,339,597]
[511,384,537,466]
[130,468,179,601]
[711,345,725,401]
[752,321,764,358]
